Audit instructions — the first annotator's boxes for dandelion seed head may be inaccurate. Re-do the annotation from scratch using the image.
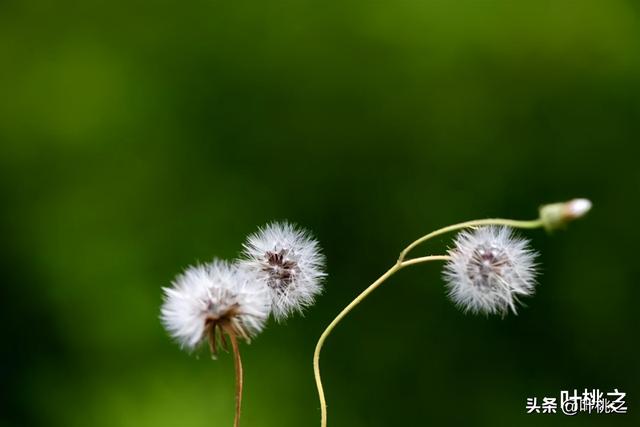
[443,226,538,316]
[160,259,270,352]
[240,221,326,320]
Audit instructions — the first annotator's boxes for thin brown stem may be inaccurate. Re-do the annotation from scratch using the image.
[228,332,243,427]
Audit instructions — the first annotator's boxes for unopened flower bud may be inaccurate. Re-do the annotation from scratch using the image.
[539,198,592,232]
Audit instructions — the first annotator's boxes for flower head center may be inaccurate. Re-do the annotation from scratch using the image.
[263,249,298,291]
[204,298,240,323]
[467,244,511,291]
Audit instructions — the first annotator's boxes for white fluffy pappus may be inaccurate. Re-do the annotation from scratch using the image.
[443,226,538,316]
[240,221,326,320]
[160,259,271,353]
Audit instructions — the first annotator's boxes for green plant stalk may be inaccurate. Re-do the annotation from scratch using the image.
[313,217,544,427]
[398,218,544,262]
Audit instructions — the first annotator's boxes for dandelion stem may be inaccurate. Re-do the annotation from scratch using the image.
[313,255,448,427]
[398,218,544,262]
[399,255,451,267]
[228,332,243,427]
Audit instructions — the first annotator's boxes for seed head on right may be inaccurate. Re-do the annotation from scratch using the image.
[443,226,538,316]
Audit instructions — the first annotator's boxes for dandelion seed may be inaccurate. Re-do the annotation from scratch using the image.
[160,259,270,355]
[443,226,538,316]
[240,221,326,320]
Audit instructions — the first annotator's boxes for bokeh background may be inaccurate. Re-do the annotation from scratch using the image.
[1,1,639,426]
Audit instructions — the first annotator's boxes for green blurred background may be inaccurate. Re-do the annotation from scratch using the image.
[1,0,639,426]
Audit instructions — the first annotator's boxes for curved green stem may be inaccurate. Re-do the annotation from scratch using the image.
[314,216,546,427]
[399,255,450,268]
[313,255,449,427]
[398,218,543,262]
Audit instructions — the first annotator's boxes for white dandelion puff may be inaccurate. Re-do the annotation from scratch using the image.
[443,226,538,316]
[160,259,270,355]
[240,221,326,320]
